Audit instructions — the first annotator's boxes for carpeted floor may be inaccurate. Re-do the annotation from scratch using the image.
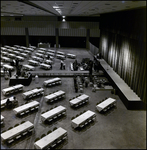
[1,47,146,149]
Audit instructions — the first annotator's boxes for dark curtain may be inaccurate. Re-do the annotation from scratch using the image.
[99,8,146,104]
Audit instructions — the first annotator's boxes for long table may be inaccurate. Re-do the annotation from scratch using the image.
[71,110,96,129]
[1,62,4,67]
[44,77,61,87]
[69,94,89,107]
[9,74,32,86]
[2,84,24,96]
[1,96,14,109]
[1,47,7,50]
[16,56,24,61]
[34,127,67,149]
[44,59,53,65]
[13,51,20,55]
[40,63,51,70]
[13,101,39,116]
[3,64,14,71]
[44,90,65,103]
[26,47,34,52]
[96,97,116,112]
[56,51,65,55]
[22,88,44,99]
[1,57,11,62]
[17,48,24,53]
[66,53,76,59]
[8,53,16,59]
[29,46,36,49]
[41,105,66,122]
[47,49,55,53]
[32,56,43,62]
[28,59,40,66]
[1,51,9,56]
[46,52,55,56]
[23,64,35,71]
[1,115,4,125]
[35,53,44,58]
[56,54,66,60]
[1,121,34,144]
[19,53,28,58]
[37,50,45,54]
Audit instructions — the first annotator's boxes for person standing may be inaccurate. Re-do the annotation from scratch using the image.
[15,58,19,67]
[63,62,65,70]
[60,60,63,70]
[9,69,12,77]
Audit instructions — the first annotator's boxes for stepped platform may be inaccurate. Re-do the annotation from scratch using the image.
[99,59,143,110]
[29,70,103,77]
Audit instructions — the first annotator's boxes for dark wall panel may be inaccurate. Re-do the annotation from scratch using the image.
[29,36,56,47]
[1,35,26,46]
[59,36,86,48]
[89,37,100,48]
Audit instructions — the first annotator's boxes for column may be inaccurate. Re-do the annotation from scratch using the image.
[25,27,29,47]
[86,29,90,49]
[55,28,59,48]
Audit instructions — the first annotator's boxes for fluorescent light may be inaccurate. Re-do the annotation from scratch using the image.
[62,16,65,18]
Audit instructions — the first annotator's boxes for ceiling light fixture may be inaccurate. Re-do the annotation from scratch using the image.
[62,16,65,18]
[62,18,65,22]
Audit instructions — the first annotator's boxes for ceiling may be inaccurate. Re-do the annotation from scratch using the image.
[1,1,146,17]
